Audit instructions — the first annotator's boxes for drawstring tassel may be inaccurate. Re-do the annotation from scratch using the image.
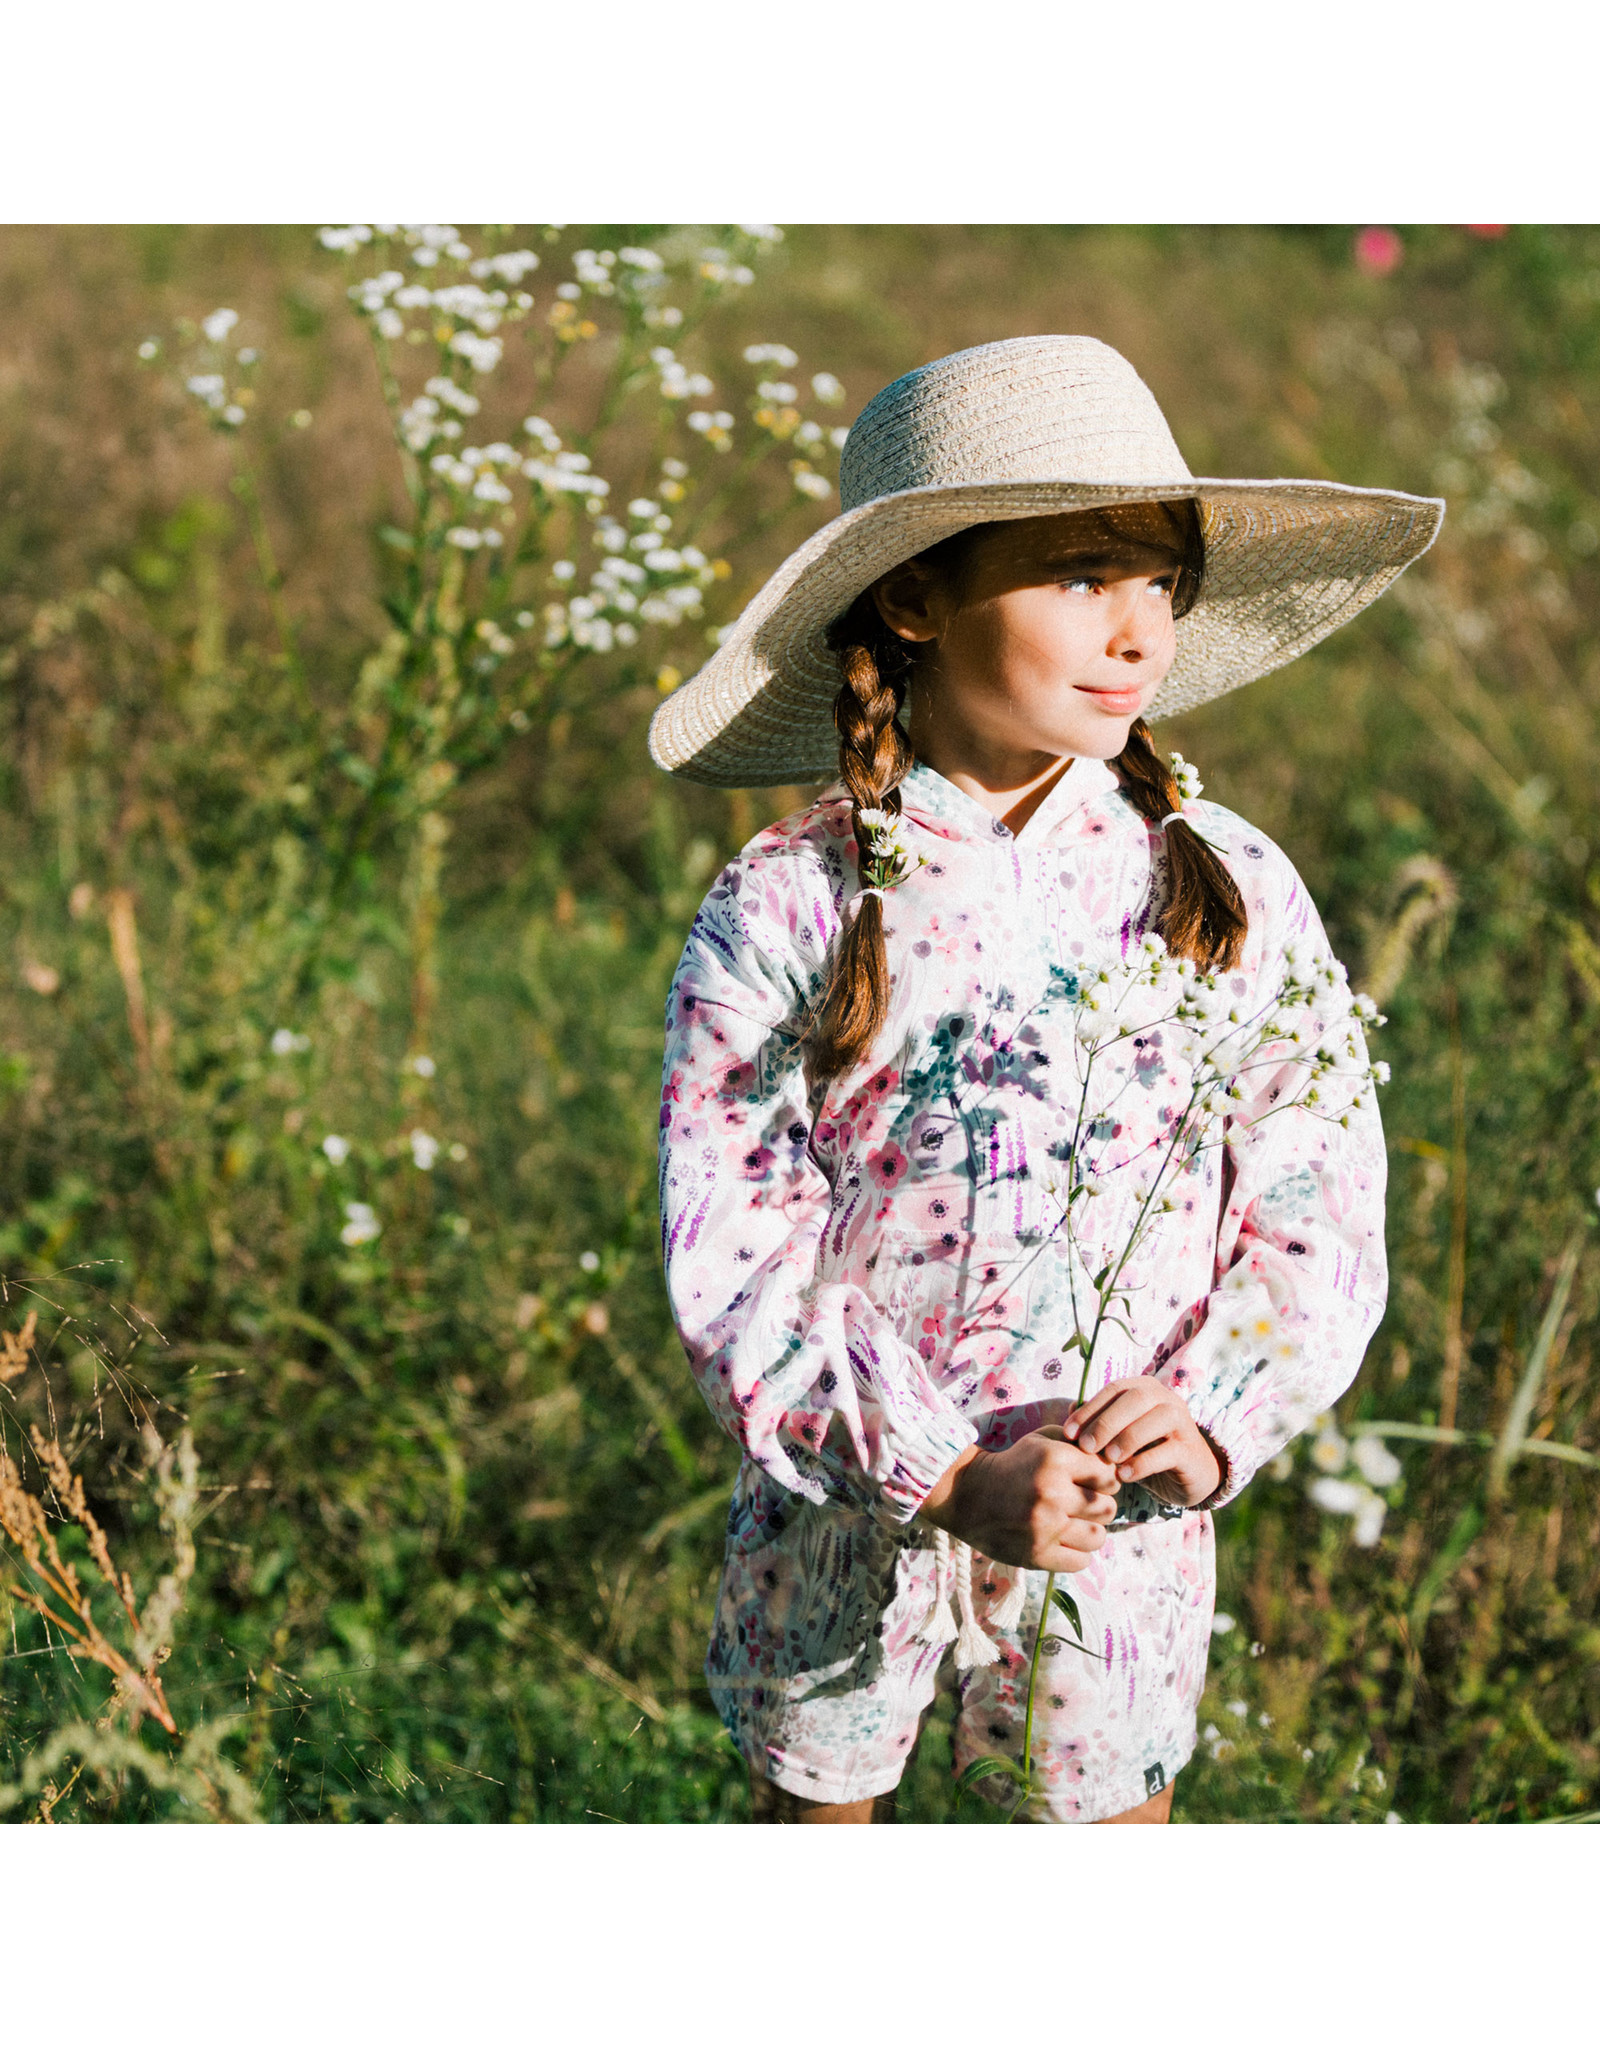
[917,1526,959,1649]
[918,1534,1014,1668]
[953,1540,1002,1670]
[985,1563,1028,1634]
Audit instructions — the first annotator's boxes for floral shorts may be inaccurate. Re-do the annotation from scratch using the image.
[707,1469,1216,1823]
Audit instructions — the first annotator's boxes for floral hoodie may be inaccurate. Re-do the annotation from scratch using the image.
[658,757,1386,1530]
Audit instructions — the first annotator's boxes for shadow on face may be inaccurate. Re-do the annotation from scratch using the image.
[909,502,1198,614]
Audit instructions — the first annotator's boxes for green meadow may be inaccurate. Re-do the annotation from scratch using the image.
[1,224,1598,1821]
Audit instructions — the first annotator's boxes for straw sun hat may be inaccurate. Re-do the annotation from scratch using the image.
[647,334,1444,788]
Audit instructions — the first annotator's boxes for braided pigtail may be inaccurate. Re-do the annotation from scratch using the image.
[1113,717,1247,971]
[803,595,916,1090]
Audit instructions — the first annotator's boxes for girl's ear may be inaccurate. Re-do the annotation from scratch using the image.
[871,560,942,644]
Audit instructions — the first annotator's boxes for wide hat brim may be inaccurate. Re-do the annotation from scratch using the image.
[648,476,1444,788]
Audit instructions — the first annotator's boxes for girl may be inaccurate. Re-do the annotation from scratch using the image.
[650,335,1442,1824]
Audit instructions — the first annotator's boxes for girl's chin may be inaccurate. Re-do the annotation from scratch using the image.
[1063,713,1144,760]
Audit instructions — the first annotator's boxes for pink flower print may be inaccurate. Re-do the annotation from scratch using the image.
[1353,226,1403,276]
[867,1141,909,1189]
[918,1303,949,1363]
[976,1365,1019,1409]
[844,1063,896,1115]
[842,1063,896,1139]
[740,1144,776,1181]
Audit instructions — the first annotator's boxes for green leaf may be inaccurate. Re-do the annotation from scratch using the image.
[1408,1501,1484,1641]
[956,1755,1026,1791]
[378,525,415,554]
[1042,1631,1106,1661]
[1051,1585,1086,1637]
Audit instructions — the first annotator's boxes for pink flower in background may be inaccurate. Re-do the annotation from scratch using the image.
[1466,223,1508,238]
[1354,227,1404,277]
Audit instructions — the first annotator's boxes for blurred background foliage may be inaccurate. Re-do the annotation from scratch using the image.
[2,223,1599,1822]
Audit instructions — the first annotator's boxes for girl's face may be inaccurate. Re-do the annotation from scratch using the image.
[875,507,1185,777]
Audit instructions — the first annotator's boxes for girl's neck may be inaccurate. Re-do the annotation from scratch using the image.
[915,747,1077,837]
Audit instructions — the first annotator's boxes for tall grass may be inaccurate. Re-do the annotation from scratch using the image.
[1,224,1598,1821]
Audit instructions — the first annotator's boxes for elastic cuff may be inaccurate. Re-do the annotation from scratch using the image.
[1193,1424,1237,1511]
[878,1412,981,1525]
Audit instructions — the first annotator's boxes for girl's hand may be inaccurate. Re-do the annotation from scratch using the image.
[1062,1377,1222,1508]
[920,1426,1121,1571]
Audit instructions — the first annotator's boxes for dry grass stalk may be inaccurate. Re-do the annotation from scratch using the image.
[1488,1233,1585,1503]
[1362,856,1460,1008]
[0,1720,260,1824]
[1438,1001,1470,1439]
[104,887,150,1074]
[0,1424,198,1735]
[0,1311,37,1384]
[522,1613,666,1724]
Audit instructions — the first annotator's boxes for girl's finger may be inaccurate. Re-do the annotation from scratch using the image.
[1066,1392,1137,1448]
[1072,1389,1154,1455]
[1095,1412,1173,1466]
[1046,1520,1108,1565]
[1113,1443,1189,1485]
[1062,1384,1127,1435]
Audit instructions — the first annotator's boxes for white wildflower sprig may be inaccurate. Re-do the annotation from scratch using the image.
[1289,1412,1403,1546]
[1046,935,1388,1396]
[742,341,848,503]
[321,228,832,660]
[986,923,1391,1817]
[340,1201,381,1248]
[1169,752,1203,802]
[323,228,841,620]
[152,307,262,434]
[139,227,849,760]
[856,808,925,892]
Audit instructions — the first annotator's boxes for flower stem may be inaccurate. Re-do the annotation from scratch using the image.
[1012,1567,1057,1822]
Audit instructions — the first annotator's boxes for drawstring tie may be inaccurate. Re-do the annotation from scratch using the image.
[918,1531,1029,1669]
[983,1560,1029,1635]
[919,1528,960,1650]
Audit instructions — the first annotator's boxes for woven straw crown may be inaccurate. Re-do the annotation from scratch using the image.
[648,335,1444,788]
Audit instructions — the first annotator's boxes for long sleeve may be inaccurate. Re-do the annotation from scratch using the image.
[659,862,979,1524]
[1153,864,1388,1507]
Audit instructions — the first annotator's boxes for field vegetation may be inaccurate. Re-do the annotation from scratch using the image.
[1,224,1599,1821]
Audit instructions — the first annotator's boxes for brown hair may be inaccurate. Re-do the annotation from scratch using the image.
[803,503,1247,1090]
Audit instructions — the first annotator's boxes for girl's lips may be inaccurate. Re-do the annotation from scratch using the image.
[1077,685,1146,715]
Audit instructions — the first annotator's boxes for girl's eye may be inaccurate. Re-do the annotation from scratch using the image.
[1058,571,1177,597]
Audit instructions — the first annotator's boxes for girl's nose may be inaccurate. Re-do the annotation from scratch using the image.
[1106,589,1166,662]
